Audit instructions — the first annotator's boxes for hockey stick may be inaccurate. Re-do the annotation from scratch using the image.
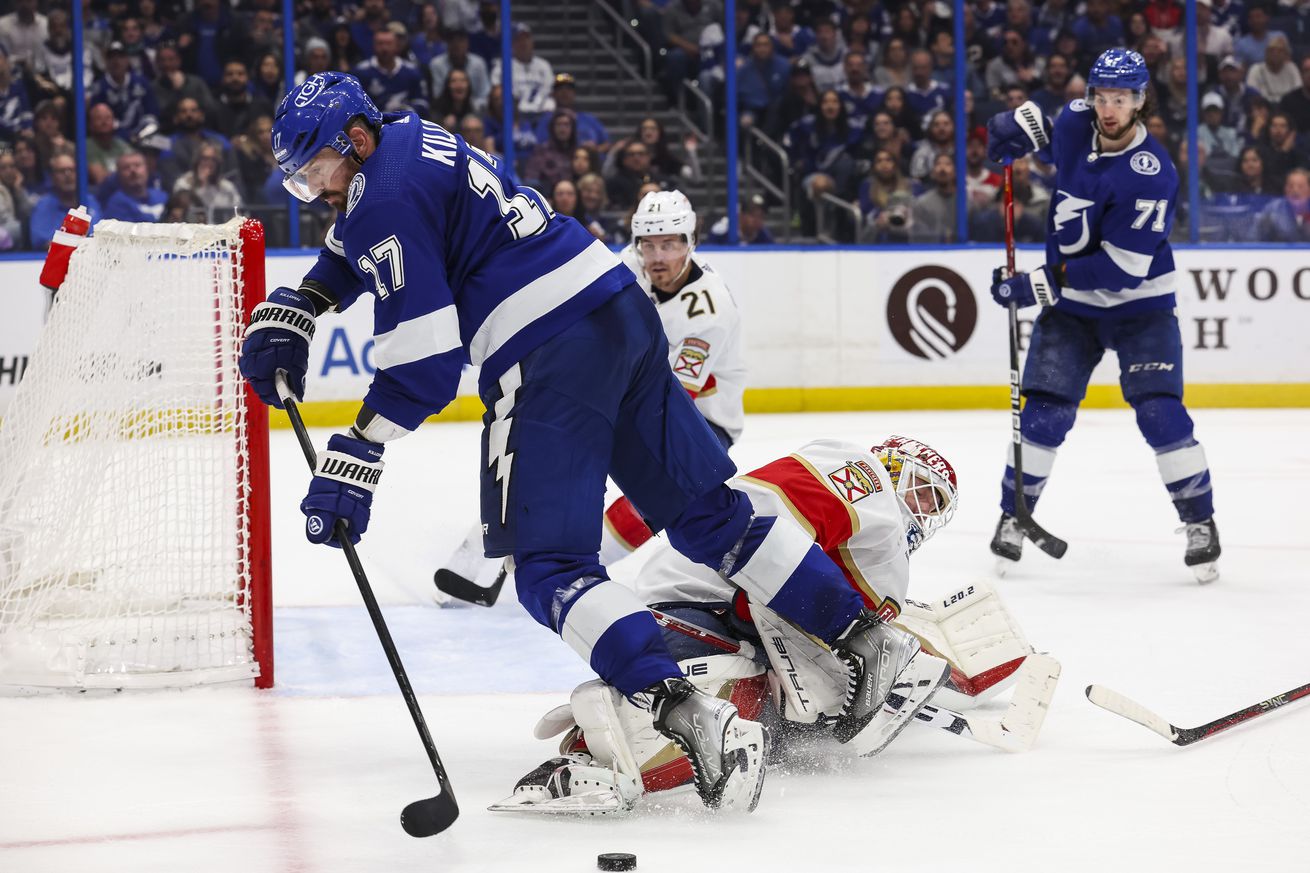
[649,609,1060,751]
[275,372,458,837]
[434,562,508,607]
[1085,681,1310,747]
[1003,164,1068,559]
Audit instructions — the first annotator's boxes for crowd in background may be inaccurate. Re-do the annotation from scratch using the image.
[1,0,1307,251]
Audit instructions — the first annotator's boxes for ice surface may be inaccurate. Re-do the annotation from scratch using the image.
[4,409,1309,872]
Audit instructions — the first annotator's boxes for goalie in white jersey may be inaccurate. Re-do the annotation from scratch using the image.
[490,435,1047,815]
[435,189,748,599]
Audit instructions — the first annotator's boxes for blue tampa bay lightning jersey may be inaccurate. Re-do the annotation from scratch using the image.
[1039,100,1179,319]
[303,112,633,432]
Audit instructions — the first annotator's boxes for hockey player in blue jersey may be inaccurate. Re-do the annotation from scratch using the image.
[240,73,927,810]
[984,48,1220,584]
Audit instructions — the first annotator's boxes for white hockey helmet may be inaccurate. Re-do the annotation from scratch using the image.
[872,435,958,554]
[631,189,697,248]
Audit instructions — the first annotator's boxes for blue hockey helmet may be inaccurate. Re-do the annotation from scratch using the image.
[272,72,382,181]
[1087,48,1150,98]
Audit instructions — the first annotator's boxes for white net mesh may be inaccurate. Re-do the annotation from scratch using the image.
[0,218,265,689]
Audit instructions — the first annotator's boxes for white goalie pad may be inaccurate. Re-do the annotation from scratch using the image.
[750,601,849,723]
[894,579,1034,710]
[494,653,763,815]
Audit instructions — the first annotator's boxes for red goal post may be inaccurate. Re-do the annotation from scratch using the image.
[0,216,273,690]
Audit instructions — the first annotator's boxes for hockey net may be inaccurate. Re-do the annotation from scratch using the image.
[0,217,272,689]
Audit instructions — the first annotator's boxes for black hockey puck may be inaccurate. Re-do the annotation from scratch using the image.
[597,853,637,871]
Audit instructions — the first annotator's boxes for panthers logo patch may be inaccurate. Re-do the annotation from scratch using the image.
[346,173,366,216]
[1130,151,1161,176]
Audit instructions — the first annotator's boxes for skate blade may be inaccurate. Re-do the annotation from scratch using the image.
[709,717,768,812]
[1191,562,1219,585]
[993,557,1018,578]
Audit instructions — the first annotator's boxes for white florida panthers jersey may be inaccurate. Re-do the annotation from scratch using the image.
[620,246,746,441]
[632,439,915,621]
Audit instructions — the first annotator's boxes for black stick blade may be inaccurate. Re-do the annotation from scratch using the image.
[434,566,506,607]
[401,793,460,837]
[1019,518,1068,558]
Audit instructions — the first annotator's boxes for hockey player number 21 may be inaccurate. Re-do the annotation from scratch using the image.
[1132,199,1168,232]
[466,158,554,240]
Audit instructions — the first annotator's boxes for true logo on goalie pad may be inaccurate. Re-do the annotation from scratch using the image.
[827,461,881,504]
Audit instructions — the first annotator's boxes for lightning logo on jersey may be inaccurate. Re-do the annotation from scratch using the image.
[1053,191,1096,255]
[488,365,522,524]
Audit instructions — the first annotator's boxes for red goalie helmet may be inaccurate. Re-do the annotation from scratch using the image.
[873,435,958,553]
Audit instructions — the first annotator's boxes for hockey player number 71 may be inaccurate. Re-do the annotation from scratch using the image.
[1131,199,1168,232]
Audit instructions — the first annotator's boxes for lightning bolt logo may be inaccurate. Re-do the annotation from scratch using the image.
[1053,190,1096,255]
[488,364,522,525]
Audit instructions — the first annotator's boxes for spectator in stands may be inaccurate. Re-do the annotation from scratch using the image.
[31,100,68,173]
[214,60,273,140]
[177,0,247,89]
[0,0,48,72]
[524,110,577,194]
[0,148,33,238]
[1259,111,1309,183]
[1071,0,1123,62]
[153,42,217,132]
[803,19,847,93]
[659,0,721,101]
[162,97,235,191]
[839,51,880,130]
[1191,0,1234,60]
[535,74,608,153]
[102,151,168,222]
[549,176,582,219]
[92,42,161,137]
[865,109,911,168]
[481,83,537,155]
[86,103,132,186]
[627,117,685,179]
[1156,57,1191,141]
[737,31,790,128]
[296,38,332,87]
[459,113,497,160]
[251,52,284,106]
[431,28,490,110]
[575,171,618,242]
[350,0,392,58]
[873,37,910,89]
[880,85,922,141]
[970,178,1045,243]
[905,50,950,123]
[431,68,478,130]
[705,193,774,245]
[788,88,861,208]
[30,153,101,250]
[909,152,957,243]
[1216,55,1261,133]
[31,9,83,103]
[329,23,362,72]
[411,4,447,67]
[763,60,816,140]
[858,147,915,243]
[963,128,1001,213]
[0,53,33,144]
[1143,0,1184,36]
[1199,91,1244,163]
[571,145,599,180]
[1279,57,1310,135]
[233,113,279,204]
[491,24,555,120]
[13,137,44,199]
[117,17,154,80]
[1255,167,1310,242]
[768,2,813,60]
[605,139,669,213]
[1233,5,1287,70]
[909,109,954,182]
[1030,52,1072,117]
[173,141,242,221]
[985,28,1042,97]
[1034,0,1075,50]
[355,28,429,115]
[1247,35,1299,104]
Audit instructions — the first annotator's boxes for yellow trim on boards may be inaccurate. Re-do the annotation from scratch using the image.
[269,383,1310,428]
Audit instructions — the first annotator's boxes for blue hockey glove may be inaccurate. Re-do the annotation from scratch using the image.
[991,265,1061,309]
[239,287,317,409]
[300,433,385,548]
[985,101,1052,165]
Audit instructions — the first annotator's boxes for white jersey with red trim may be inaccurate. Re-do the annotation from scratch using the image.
[620,245,746,441]
[631,439,913,618]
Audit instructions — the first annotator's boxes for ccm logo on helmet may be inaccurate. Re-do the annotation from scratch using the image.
[294,78,327,108]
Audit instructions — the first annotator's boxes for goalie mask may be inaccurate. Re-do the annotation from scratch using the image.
[873,435,958,553]
[631,190,696,288]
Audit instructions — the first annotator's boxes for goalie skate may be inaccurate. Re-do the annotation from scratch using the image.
[852,650,950,757]
[487,752,641,816]
[830,610,924,751]
[643,677,769,812]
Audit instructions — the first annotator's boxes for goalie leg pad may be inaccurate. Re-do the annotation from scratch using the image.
[487,752,643,816]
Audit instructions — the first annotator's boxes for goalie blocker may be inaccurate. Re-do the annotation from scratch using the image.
[491,580,1054,815]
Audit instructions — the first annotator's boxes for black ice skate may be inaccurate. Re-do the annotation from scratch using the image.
[830,610,925,753]
[642,677,768,812]
[991,512,1024,565]
[1180,518,1220,585]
